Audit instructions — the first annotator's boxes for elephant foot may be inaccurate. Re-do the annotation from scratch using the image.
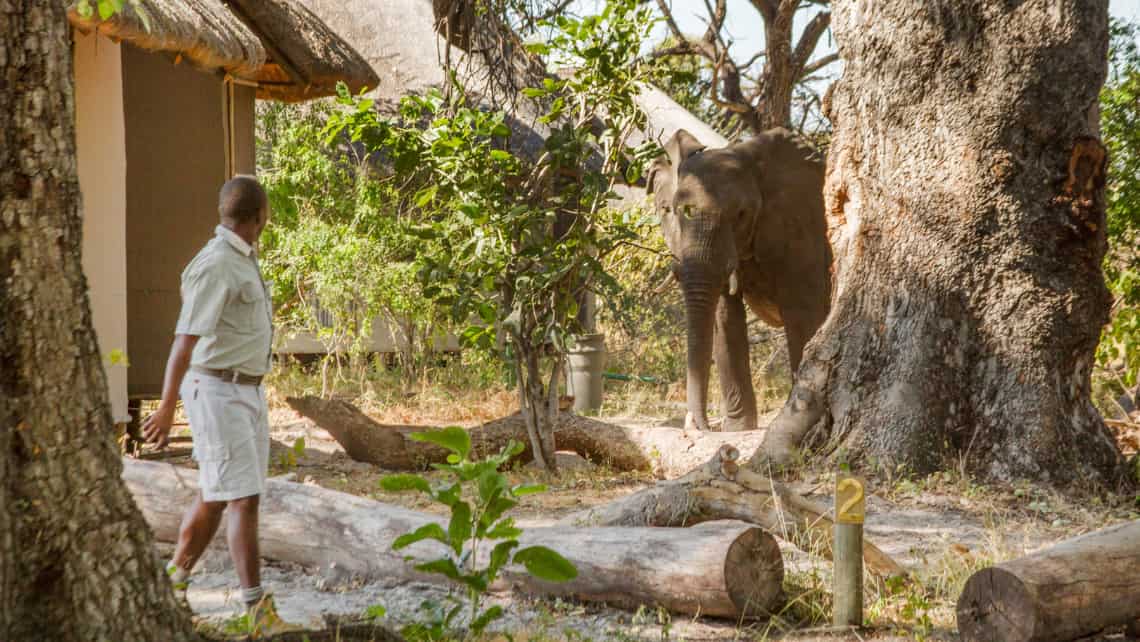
[683,412,710,438]
[721,415,758,432]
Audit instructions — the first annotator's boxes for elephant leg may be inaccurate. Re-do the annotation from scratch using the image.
[714,292,758,432]
[779,305,819,376]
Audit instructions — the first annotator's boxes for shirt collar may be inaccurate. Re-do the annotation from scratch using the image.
[215,224,253,256]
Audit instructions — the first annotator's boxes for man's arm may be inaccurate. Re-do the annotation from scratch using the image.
[141,334,200,448]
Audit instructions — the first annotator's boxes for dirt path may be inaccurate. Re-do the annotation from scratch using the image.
[154,408,1133,641]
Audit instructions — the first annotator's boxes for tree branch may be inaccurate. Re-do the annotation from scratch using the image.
[791,10,831,78]
[800,52,838,77]
[655,0,687,44]
[748,0,777,23]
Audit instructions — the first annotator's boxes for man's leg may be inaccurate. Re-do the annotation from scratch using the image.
[172,493,227,571]
[225,494,261,598]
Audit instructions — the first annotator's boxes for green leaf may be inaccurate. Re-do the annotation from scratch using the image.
[435,482,462,508]
[477,469,506,505]
[293,436,306,456]
[457,572,489,594]
[511,483,546,497]
[364,604,386,621]
[392,522,449,550]
[77,1,94,18]
[512,546,577,582]
[481,495,518,527]
[471,605,505,635]
[409,427,471,460]
[97,0,115,19]
[485,518,523,540]
[477,302,496,324]
[415,185,438,207]
[414,558,463,581]
[447,501,472,555]
[379,474,432,494]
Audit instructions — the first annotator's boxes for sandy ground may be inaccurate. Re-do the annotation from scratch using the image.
[154,407,1136,641]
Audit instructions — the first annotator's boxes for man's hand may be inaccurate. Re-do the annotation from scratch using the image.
[145,334,199,450]
[141,404,176,449]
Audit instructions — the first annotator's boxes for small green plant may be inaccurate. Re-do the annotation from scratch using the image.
[380,427,577,640]
[276,436,307,470]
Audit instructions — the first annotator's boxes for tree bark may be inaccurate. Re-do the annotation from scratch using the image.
[285,395,767,478]
[0,3,197,639]
[758,0,1128,485]
[956,520,1140,642]
[124,459,785,618]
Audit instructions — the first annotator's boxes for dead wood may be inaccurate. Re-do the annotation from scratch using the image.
[559,445,906,581]
[124,458,784,618]
[957,520,1140,642]
[284,395,765,478]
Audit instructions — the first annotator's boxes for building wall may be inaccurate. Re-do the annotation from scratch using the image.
[74,31,130,422]
[232,84,257,175]
[121,45,255,397]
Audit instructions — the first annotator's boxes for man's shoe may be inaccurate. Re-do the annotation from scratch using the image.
[246,594,303,638]
[166,564,191,611]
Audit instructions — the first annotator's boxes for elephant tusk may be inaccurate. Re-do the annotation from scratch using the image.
[729,270,740,296]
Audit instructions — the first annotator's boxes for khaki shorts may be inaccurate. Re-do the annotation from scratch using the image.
[180,374,269,502]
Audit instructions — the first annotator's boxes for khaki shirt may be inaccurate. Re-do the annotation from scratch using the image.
[175,225,273,376]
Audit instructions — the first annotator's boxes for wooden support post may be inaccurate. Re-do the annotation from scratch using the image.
[833,474,865,627]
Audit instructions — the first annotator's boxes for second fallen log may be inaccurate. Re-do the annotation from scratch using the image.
[123,458,785,618]
[956,520,1140,642]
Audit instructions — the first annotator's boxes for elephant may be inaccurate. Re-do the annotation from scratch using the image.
[646,128,831,432]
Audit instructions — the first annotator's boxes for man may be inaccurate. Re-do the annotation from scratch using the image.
[141,175,295,635]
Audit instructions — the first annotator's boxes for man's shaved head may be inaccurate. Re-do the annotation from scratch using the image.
[219,175,267,224]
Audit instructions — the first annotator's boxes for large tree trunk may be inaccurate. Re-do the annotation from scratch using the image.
[758,0,1127,484]
[285,395,766,478]
[956,519,1140,642]
[124,459,786,618]
[0,3,197,639]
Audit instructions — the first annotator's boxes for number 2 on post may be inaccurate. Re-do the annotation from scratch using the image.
[836,477,865,524]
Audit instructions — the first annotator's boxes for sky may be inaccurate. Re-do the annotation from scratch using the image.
[609,0,1140,78]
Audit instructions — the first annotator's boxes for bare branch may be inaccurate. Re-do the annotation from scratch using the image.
[791,10,831,77]
[655,0,687,44]
[520,0,575,30]
[701,0,728,44]
[709,50,754,114]
[800,52,838,77]
[741,49,767,71]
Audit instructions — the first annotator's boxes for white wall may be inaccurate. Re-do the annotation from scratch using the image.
[74,30,130,423]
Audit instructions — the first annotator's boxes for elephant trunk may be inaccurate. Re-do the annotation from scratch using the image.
[680,260,721,432]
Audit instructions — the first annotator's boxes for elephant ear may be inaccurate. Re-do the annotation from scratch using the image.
[647,129,705,195]
[664,129,706,169]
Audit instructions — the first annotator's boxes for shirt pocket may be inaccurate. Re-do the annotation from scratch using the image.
[234,280,264,332]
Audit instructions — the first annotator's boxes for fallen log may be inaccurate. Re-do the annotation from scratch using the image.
[284,395,766,478]
[124,458,784,618]
[559,445,906,580]
[956,520,1140,642]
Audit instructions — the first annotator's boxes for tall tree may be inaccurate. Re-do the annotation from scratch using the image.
[651,0,836,136]
[756,0,1128,485]
[0,2,198,638]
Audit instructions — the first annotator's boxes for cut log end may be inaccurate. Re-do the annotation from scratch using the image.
[724,527,785,617]
[956,567,1037,642]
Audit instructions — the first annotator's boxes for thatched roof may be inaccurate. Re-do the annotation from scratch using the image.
[68,0,378,102]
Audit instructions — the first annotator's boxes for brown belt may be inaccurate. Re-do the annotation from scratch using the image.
[191,365,264,386]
